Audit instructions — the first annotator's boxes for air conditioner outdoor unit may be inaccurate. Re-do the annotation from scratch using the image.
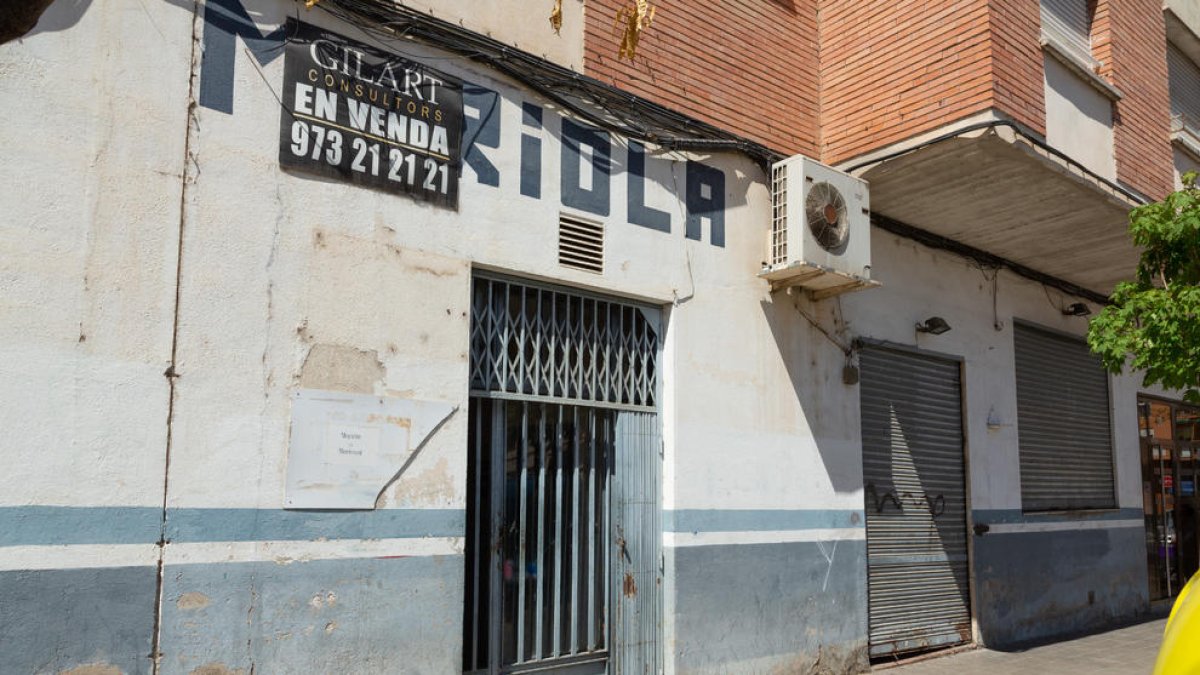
[761,155,879,299]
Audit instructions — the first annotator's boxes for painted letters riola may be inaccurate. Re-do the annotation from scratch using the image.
[278,20,463,208]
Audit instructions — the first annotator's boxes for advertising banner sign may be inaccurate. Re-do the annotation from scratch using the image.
[278,20,462,208]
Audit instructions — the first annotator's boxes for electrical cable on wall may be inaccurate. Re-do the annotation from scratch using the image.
[872,213,1110,306]
[311,0,779,169]
[791,293,852,357]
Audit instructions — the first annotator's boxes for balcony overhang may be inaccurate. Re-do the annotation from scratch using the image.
[850,123,1143,295]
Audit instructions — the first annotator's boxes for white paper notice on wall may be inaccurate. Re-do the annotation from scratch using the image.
[285,388,455,509]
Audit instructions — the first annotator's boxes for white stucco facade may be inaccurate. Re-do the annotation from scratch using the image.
[0,0,1175,672]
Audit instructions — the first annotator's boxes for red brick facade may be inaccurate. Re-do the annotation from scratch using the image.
[818,0,1045,164]
[988,0,1047,137]
[582,0,819,158]
[581,0,1174,197]
[1093,0,1174,200]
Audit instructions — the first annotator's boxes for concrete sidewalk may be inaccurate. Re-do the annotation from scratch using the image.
[881,617,1167,675]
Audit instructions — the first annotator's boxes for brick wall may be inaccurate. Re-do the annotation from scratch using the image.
[989,0,1046,135]
[819,0,1044,165]
[580,0,1172,198]
[1093,0,1174,200]
[582,0,819,158]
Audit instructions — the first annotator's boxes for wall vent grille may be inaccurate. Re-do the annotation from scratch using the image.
[558,215,604,274]
[770,163,788,266]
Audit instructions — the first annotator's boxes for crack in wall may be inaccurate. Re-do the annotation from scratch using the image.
[150,1,205,672]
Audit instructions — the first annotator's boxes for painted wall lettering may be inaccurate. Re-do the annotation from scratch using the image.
[198,0,730,243]
[199,0,287,114]
[462,86,501,187]
[520,103,543,199]
[561,119,611,217]
[628,141,671,233]
[686,161,726,247]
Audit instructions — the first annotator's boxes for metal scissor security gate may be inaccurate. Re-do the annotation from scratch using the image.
[464,274,662,675]
[859,346,971,658]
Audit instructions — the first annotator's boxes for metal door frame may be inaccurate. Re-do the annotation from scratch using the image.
[857,339,977,656]
[1138,394,1200,600]
[464,271,664,675]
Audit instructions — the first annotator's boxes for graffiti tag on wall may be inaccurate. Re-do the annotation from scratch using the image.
[866,483,947,517]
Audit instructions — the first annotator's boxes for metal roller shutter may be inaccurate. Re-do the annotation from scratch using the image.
[1168,44,1200,131]
[1040,0,1092,64]
[1014,322,1115,511]
[860,346,971,658]
[612,411,662,675]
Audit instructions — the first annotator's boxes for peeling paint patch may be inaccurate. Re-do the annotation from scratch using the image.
[623,571,637,598]
[374,490,390,509]
[765,643,869,675]
[393,456,454,506]
[59,665,122,675]
[308,591,337,609]
[176,592,210,610]
[298,344,385,394]
[188,664,247,675]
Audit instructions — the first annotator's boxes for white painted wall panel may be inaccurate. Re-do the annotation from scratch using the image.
[1043,54,1116,181]
[165,1,767,515]
[0,0,193,507]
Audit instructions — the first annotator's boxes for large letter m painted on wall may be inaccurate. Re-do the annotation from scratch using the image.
[199,0,287,114]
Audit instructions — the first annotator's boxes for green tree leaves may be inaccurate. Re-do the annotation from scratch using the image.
[1088,172,1200,403]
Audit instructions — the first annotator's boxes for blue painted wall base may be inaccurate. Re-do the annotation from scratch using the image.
[974,527,1149,648]
[159,555,464,675]
[0,566,157,674]
[671,540,869,674]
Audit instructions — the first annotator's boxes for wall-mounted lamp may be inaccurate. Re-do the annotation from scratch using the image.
[1062,302,1091,317]
[916,316,952,335]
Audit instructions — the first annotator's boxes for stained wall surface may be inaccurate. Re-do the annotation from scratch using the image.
[0,0,1164,672]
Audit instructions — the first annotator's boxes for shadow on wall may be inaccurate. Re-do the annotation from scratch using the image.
[973,526,1149,648]
[759,291,864,494]
[765,0,799,15]
[2,0,59,43]
[24,0,205,39]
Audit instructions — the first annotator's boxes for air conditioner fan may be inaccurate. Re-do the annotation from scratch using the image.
[805,181,849,252]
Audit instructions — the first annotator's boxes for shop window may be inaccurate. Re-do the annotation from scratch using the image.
[1141,399,1200,600]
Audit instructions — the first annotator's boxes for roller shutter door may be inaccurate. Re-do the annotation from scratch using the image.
[860,346,971,658]
[1168,44,1200,130]
[1014,322,1114,511]
[1041,0,1091,64]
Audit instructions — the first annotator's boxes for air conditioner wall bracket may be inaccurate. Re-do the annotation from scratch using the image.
[760,260,881,299]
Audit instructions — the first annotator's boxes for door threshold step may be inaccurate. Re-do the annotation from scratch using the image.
[871,643,978,670]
